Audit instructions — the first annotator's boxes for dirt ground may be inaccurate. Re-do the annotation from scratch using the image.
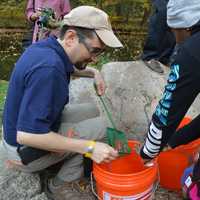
[154,186,183,200]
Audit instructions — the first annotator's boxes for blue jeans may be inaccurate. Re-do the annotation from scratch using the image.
[141,0,175,65]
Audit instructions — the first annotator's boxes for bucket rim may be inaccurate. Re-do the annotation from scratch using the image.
[163,138,200,153]
[93,139,158,177]
[93,158,158,178]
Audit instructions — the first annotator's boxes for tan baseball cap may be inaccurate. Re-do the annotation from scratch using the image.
[62,6,123,48]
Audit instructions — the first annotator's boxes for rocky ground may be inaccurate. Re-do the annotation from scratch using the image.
[154,187,182,200]
[0,167,184,200]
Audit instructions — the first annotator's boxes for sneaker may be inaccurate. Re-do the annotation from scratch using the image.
[143,59,164,74]
[45,178,96,200]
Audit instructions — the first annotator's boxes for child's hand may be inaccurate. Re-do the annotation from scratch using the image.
[143,158,154,167]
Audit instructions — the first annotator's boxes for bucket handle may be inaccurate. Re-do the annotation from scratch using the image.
[151,173,160,199]
[90,172,102,200]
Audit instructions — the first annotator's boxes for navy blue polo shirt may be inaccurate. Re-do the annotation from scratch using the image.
[3,36,74,146]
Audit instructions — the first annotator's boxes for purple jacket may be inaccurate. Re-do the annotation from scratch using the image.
[26,0,71,42]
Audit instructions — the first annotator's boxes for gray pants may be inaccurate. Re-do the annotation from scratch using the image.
[2,103,107,182]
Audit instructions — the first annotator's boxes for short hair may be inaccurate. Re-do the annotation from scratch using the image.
[59,25,96,40]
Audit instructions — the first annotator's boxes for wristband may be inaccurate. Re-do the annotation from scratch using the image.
[84,141,96,158]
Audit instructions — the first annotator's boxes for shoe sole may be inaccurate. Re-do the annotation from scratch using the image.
[143,60,164,74]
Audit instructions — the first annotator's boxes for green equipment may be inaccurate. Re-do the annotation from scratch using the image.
[37,8,56,28]
[36,8,59,41]
[94,85,131,155]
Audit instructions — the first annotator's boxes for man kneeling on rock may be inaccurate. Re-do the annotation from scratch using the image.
[2,6,123,200]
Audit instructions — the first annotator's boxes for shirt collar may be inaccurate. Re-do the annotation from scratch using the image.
[46,36,74,73]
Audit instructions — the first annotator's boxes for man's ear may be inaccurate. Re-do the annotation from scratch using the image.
[64,30,78,46]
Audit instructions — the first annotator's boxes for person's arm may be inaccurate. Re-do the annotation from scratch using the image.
[72,66,106,96]
[140,46,200,161]
[17,130,118,163]
[72,66,99,78]
[26,0,34,21]
[168,118,200,148]
[26,0,40,22]
[61,0,71,16]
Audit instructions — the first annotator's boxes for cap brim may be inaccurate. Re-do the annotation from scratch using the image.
[95,29,123,48]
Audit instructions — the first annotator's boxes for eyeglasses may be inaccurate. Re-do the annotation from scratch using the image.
[77,32,104,58]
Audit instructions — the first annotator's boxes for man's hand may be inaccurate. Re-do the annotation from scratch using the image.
[91,142,118,163]
[94,71,106,96]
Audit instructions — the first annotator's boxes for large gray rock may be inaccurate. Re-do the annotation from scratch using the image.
[0,170,46,200]
[100,61,167,138]
[0,144,48,200]
[0,168,47,200]
[101,61,200,136]
[69,78,95,104]
[69,61,200,141]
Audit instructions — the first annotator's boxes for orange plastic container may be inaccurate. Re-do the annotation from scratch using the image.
[158,117,200,190]
[93,140,158,200]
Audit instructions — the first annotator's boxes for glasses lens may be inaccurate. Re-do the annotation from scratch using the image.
[77,32,104,57]
[90,48,104,57]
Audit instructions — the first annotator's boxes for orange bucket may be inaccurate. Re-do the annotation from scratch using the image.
[158,116,200,190]
[93,140,158,200]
